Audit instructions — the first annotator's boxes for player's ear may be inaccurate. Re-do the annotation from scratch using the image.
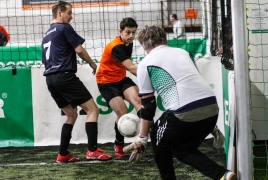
[58,9,61,17]
[119,29,123,34]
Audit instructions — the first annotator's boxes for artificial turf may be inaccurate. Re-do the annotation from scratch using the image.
[0,138,229,180]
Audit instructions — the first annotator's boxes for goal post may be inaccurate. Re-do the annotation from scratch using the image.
[232,0,252,179]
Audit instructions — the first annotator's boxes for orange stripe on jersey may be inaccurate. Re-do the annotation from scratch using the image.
[96,36,127,84]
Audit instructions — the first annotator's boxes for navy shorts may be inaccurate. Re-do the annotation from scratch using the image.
[46,72,92,108]
[97,77,137,105]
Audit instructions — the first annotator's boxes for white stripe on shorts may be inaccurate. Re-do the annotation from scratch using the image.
[156,120,167,146]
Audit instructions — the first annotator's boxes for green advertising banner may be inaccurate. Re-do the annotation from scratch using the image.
[0,45,42,67]
[222,66,230,158]
[222,66,236,169]
[0,66,34,146]
[168,38,208,58]
[0,39,207,67]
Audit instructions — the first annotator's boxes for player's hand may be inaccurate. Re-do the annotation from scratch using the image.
[123,136,148,163]
[89,62,97,75]
[215,46,223,56]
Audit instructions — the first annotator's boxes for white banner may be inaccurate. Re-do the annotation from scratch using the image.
[31,56,223,146]
[32,65,164,146]
[195,57,224,137]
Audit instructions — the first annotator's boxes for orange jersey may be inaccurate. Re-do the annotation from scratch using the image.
[96,36,132,84]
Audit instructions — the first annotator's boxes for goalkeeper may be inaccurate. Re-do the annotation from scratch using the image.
[125,25,236,180]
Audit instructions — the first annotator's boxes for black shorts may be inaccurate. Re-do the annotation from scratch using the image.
[46,72,92,108]
[97,77,137,105]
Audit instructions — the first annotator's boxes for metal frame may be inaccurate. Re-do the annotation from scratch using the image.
[231,0,252,179]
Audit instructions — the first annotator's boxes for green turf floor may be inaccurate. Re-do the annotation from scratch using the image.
[0,138,229,180]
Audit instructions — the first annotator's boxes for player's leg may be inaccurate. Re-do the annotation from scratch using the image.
[56,72,111,161]
[80,98,99,152]
[72,77,112,161]
[123,85,141,112]
[172,114,229,179]
[150,112,176,180]
[98,82,128,158]
[56,105,79,163]
[80,99,112,161]
[122,77,141,116]
[109,96,129,121]
[80,98,99,123]
[109,96,129,158]
[46,73,79,163]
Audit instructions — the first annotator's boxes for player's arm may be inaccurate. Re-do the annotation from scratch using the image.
[124,93,156,163]
[137,64,156,137]
[139,93,155,137]
[112,45,137,76]
[75,45,97,75]
[121,59,137,76]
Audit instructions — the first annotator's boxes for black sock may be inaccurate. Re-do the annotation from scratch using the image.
[114,122,124,145]
[59,123,73,156]
[86,122,98,152]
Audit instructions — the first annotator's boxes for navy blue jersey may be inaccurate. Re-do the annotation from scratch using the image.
[42,23,84,75]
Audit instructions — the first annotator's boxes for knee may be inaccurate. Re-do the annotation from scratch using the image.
[128,96,141,110]
[85,109,99,120]
[91,106,99,116]
[115,110,128,120]
[133,97,142,107]
[65,115,77,125]
[84,103,99,116]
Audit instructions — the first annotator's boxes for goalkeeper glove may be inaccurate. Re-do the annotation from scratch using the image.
[123,136,148,163]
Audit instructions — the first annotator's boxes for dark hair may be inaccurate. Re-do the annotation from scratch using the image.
[52,1,72,19]
[120,17,138,31]
[171,14,178,20]
[137,25,167,50]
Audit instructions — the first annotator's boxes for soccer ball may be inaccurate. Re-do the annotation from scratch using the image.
[118,113,140,138]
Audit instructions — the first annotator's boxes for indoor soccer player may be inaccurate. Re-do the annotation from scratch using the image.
[96,17,141,158]
[126,25,236,180]
[41,1,112,163]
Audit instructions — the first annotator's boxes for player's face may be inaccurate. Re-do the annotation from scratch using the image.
[170,15,174,22]
[59,5,73,24]
[120,27,137,45]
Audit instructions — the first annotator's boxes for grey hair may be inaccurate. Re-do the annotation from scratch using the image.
[137,25,167,50]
